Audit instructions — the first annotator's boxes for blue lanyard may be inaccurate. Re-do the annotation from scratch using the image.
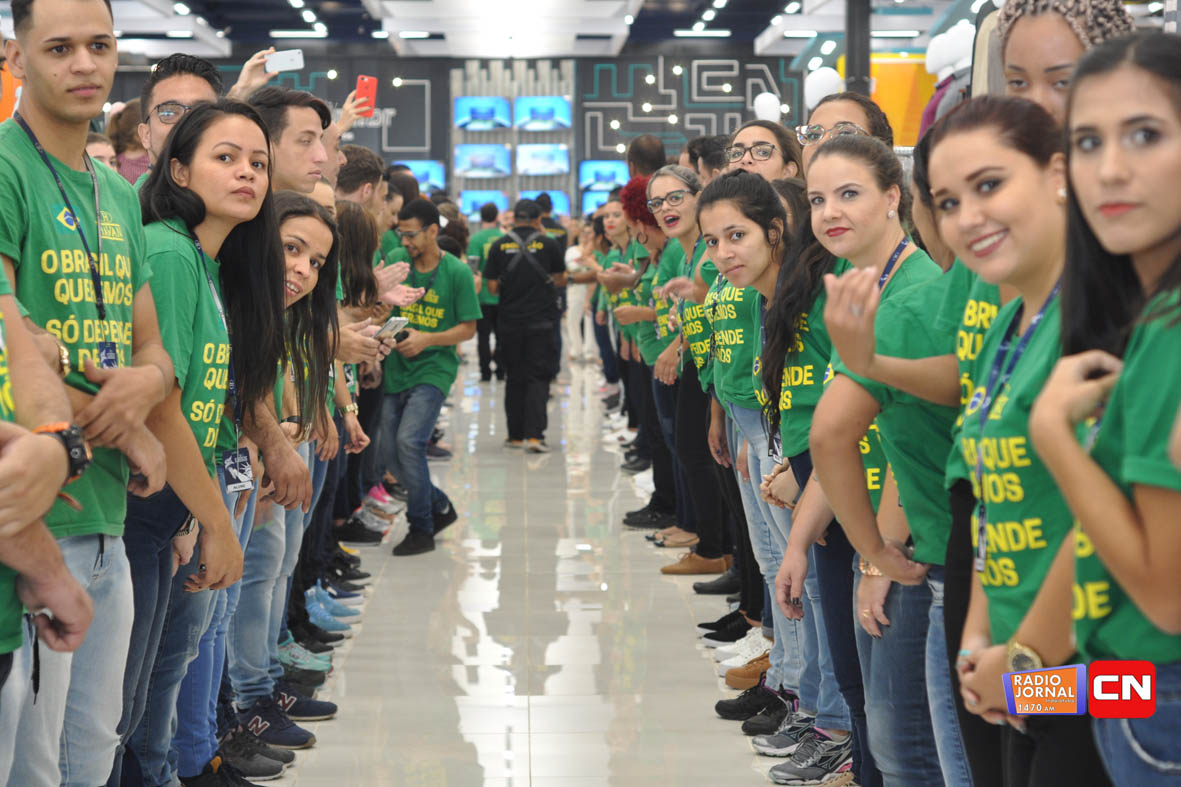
[972,281,1061,571]
[878,237,909,290]
[15,113,106,322]
[190,233,239,425]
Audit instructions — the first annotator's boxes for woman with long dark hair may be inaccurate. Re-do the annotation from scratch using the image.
[1029,32,1181,786]
[114,98,285,785]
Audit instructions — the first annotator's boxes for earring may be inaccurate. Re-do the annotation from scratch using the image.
[1057,187,1067,203]
[887,209,897,219]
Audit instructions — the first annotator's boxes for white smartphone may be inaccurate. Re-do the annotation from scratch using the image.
[375,315,409,341]
[264,49,305,73]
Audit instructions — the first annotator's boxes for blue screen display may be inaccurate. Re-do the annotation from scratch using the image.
[454,97,512,131]
[392,160,445,193]
[581,191,611,217]
[578,160,629,192]
[517,144,570,176]
[460,190,509,218]
[454,144,512,178]
[513,96,573,131]
[520,190,571,216]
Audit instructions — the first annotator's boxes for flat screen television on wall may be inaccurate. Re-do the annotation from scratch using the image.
[513,96,573,131]
[581,191,612,217]
[517,143,570,176]
[454,96,512,131]
[520,190,571,216]
[578,160,629,193]
[392,160,445,194]
[460,190,509,219]
[454,144,512,178]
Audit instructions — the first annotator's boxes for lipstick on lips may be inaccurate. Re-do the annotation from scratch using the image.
[1098,202,1137,218]
[825,227,849,238]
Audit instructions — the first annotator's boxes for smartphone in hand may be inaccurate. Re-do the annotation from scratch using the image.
[264,49,305,73]
[355,75,377,118]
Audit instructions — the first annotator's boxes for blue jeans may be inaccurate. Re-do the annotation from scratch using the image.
[9,534,134,787]
[652,376,697,532]
[276,447,327,645]
[112,486,188,785]
[1093,661,1181,786]
[926,566,973,786]
[173,468,256,778]
[380,385,450,535]
[853,571,943,787]
[229,443,310,709]
[0,637,29,782]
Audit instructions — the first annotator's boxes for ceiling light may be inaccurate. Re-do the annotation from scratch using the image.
[780,103,790,114]
[783,30,818,38]
[270,29,328,38]
[722,83,732,93]
[808,56,823,70]
[215,29,226,38]
[616,143,626,153]
[372,30,389,38]
[871,29,920,37]
[610,119,621,130]
[288,0,304,7]
[645,74,656,84]
[166,30,193,38]
[771,14,783,24]
[399,30,430,38]
[693,20,706,31]
[392,77,403,87]
[672,64,683,75]
[301,9,316,23]
[674,29,732,36]
[1148,1,1163,10]
[702,9,717,21]
[625,13,634,24]
[820,39,837,54]
[668,114,678,124]
[313,21,326,33]
[173,2,190,15]
[785,2,801,13]
[713,0,728,7]
[326,69,338,80]
[195,16,206,25]
[642,102,652,112]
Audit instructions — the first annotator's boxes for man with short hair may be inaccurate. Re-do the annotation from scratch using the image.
[1,0,179,782]
[696,135,729,186]
[249,85,331,194]
[335,144,387,218]
[135,53,222,173]
[468,202,504,382]
[626,133,667,178]
[380,199,480,556]
[483,200,567,453]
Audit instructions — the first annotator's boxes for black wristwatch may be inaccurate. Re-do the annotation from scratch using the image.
[33,423,92,483]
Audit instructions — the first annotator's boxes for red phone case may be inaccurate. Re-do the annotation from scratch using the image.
[355,75,377,118]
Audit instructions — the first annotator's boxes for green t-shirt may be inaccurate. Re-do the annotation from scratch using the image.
[377,230,410,267]
[942,262,1003,487]
[0,119,150,538]
[145,219,231,476]
[1074,292,1181,663]
[606,240,645,342]
[635,242,684,365]
[708,280,762,411]
[961,295,1070,643]
[679,243,715,392]
[0,272,22,654]
[382,252,482,395]
[468,226,503,306]
[833,251,954,565]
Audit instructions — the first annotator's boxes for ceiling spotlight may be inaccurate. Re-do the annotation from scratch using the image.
[616,143,627,153]
[166,30,194,38]
[702,9,717,21]
[399,30,430,38]
[780,103,790,114]
[645,74,656,84]
[808,56,823,71]
[692,20,705,31]
[713,0,728,7]
[771,14,783,24]
[625,13,634,24]
[392,77,403,87]
[215,29,226,38]
[288,0,304,7]
[642,102,653,112]
[672,64,683,75]
[301,9,316,23]
[668,114,678,124]
[372,30,389,38]
[326,69,338,80]
[870,29,920,37]
[785,1,801,12]
[610,119,621,130]
[173,2,190,15]
[820,39,837,54]
[721,83,732,93]
[1148,1,1163,10]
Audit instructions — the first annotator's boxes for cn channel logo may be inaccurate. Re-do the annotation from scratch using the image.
[1003,661,1156,718]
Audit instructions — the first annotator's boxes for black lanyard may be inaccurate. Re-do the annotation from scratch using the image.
[191,233,239,426]
[15,113,107,322]
[409,258,442,300]
[973,281,1061,571]
[878,237,909,290]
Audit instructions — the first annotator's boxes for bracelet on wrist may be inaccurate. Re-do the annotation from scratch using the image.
[859,558,884,576]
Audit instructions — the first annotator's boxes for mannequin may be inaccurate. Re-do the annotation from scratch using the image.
[920,21,975,135]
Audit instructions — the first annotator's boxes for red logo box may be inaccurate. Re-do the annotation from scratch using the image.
[1089,660,1156,719]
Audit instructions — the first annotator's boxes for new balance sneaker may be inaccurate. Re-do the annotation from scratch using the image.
[274,679,338,722]
[221,725,296,766]
[306,602,354,637]
[767,728,854,785]
[218,728,286,781]
[715,675,784,721]
[277,633,331,672]
[741,689,797,735]
[752,710,817,757]
[239,696,316,750]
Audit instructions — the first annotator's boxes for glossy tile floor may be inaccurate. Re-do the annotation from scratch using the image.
[276,350,776,786]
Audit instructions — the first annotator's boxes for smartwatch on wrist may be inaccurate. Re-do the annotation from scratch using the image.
[32,423,91,483]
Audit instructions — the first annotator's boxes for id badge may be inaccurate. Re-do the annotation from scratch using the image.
[973,503,987,573]
[97,341,119,369]
[222,447,254,493]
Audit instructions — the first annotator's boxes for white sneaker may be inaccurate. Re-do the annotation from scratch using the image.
[715,627,770,663]
[717,648,771,677]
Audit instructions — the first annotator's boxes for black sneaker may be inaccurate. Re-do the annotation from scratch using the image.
[623,504,653,524]
[393,528,435,556]
[180,756,241,787]
[697,609,744,635]
[383,481,409,502]
[741,690,796,736]
[336,517,383,545]
[333,548,362,568]
[332,577,365,594]
[300,622,345,646]
[694,566,741,595]
[621,456,651,474]
[293,626,333,654]
[275,679,338,721]
[218,729,285,782]
[726,593,742,604]
[220,724,297,767]
[623,508,676,529]
[702,615,753,646]
[283,664,326,688]
[331,563,372,584]
[433,502,458,533]
[715,675,784,721]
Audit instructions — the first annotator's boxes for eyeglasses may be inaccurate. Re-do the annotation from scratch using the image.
[795,121,869,147]
[646,190,693,213]
[725,142,779,163]
[151,101,201,125]
[395,228,426,240]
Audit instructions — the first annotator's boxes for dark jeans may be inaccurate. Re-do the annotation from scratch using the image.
[652,374,696,532]
[790,450,879,787]
[948,479,1004,787]
[477,302,502,378]
[676,364,725,559]
[111,485,189,786]
[500,324,558,441]
[593,313,618,384]
[635,361,674,513]
[1003,715,1113,787]
[300,416,347,592]
[352,384,384,510]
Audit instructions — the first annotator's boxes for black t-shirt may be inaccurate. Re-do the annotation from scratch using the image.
[484,226,566,329]
[540,215,568,257]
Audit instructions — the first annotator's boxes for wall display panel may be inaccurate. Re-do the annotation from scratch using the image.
[394,160,447,193]
[520,190,571,216]
[517,144,570,177]
[455,144,513,178]
[514,96,573,131]
[454,96,512,130]
[460,190,509,219]
[578,160,629,192]
[582,191,611,217]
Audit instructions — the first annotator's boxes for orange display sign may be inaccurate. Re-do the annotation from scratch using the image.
[1004,664,1087,716]
[0,68,20,122]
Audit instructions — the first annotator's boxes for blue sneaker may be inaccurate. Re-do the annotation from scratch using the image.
[239,695,316,750]
[275,679,337,722]
[309,587,361,618]
[307,600,354,637]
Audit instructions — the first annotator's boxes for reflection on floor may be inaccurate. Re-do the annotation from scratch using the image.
[276,353,772,786]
